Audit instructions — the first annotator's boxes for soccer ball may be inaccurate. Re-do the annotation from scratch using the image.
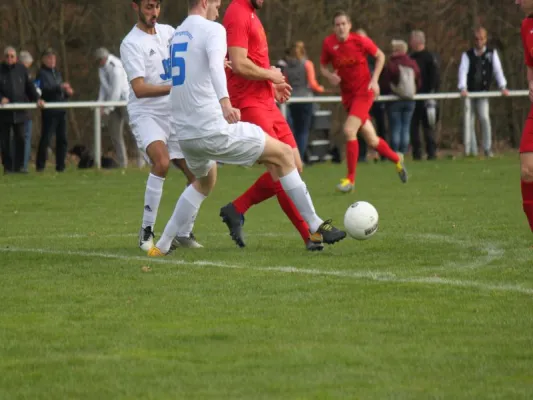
[343,201,379,240]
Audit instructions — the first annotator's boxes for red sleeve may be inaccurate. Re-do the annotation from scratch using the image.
[224,8,250,49]
[523,25,533,67]
[359,35,379,57]
[320,39,331,66]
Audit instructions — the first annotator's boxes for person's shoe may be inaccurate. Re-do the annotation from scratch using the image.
[306,231,324,251]
[139,226,155,251]
[147,247,166,257]
[395,153,408,183]
[220,203,245,248]
[171,233,204,249]
[316,220,346,245]
[336,178,354,193]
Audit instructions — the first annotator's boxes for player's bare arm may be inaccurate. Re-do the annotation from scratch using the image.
[369,48,385,96]
[228,46,284,83]
[319,64,341,86]
[130,77,171,98]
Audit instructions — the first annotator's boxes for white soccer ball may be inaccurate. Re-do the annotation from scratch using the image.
[344,201,379,240]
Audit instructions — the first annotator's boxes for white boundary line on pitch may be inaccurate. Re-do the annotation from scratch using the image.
[0,246,530,295]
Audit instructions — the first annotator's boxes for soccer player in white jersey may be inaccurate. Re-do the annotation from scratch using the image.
[147,0,346,256]
[120,0,201,251]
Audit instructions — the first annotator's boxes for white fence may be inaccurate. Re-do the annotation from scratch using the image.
[1,90,529,168]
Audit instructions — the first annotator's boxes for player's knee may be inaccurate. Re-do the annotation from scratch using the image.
[343,125,357,141]
[152,156,170,177]
[521,162,533,182]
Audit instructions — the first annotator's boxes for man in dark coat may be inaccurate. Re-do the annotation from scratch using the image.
[0,46,43,173]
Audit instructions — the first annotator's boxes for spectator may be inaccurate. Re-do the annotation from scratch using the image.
[409,30,440,160]
[285,40,325,161]
[0,46,43,174]
[380,39,421,154]
[458,26,509,157]
[95,47,142,168]
[35,48,73,172]
[356,29,387,163]
[19,50,39,172]
[275,48,294,131]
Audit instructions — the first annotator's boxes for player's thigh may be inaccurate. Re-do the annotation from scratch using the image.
[520,117,533,181]
[130,115,169,164]
[240,107,277,138]
[345,96,373,137]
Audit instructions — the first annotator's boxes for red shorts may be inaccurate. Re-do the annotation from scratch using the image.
[240,106,297,149]
[520,117,533,153]
[344,90,374,124]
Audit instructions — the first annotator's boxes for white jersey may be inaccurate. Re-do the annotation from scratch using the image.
[120,23,175,117]
[170,16,228,139]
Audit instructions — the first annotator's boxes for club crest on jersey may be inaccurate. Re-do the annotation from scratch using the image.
[149,49,156,56]
[333,45,339,50]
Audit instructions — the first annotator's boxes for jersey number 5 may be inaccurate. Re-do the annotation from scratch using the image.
[171,42,188,86]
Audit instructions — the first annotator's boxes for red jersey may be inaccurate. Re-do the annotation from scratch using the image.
[223,0,274,109]
[522,17,533,68]
[320,32,378,102]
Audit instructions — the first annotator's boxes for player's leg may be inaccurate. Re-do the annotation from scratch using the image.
[360,119,407,183]
[149,160,215,256]
[337,109,362,193]
[221,107,321,250]
[520,117,533,233]
[130,116,170,250]
[258,134,346,244]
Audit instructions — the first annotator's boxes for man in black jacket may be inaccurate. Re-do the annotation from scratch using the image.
[0,46,43,173]
[35,48,74,172]
[409,30,440,160]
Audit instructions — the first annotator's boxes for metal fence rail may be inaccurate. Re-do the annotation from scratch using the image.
[1,90,529,168]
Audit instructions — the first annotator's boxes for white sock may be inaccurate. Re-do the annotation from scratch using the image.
[279,169,323,233]
[156,185,206,253]
[142,173,165,229]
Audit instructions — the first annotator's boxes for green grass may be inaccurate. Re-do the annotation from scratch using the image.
[1,156,533,399]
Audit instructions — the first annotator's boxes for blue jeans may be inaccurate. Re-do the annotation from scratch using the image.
[23,119,32,171]
[388,101,415,154]
[289,103,313,161]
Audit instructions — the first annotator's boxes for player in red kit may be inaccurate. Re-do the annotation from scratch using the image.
[320,11,408,193]
[219,0,325,251]
[518,0,533,233]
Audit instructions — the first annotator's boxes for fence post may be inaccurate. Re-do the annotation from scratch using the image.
[280,102,288,119]
[462,96,469,156]
[93,107,101,169]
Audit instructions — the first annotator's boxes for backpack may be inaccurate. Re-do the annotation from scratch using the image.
[390,64,416,99]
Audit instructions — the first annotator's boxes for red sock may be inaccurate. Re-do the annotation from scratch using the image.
[521,180,533,232]
[375,138,400,163]
[345,139,359,184]
[233,172,276,214]
[273,181,310,244]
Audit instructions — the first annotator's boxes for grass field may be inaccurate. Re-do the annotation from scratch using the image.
[1,156,533,399]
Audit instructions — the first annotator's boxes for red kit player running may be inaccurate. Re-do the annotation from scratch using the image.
[219,0,327,251]
[320,11,408,193]
[518,0,533,233]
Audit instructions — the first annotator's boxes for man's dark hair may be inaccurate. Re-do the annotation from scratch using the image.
[187,0,201,8]
[333,10,350,24]
[132,0,162,5]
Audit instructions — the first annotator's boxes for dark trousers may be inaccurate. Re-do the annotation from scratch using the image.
[289,103,313,161]
[0,122,25,173]
[36,111,67,172]
[410,101,437,160]
[359,102,387,161]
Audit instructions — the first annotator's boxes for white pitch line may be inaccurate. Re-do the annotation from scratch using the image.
[0,246,531,295]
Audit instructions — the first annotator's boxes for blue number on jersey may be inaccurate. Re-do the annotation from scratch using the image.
[160,58,172,81]
[170,42,188,86]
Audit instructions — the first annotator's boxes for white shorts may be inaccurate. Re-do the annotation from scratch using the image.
[178,122,266,178]
[129,114,183,161]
